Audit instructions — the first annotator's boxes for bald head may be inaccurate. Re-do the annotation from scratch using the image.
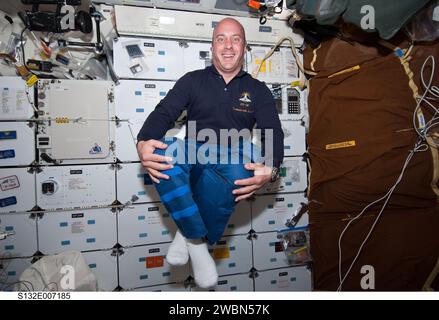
[213,18,246,45]
[211,18,247,81]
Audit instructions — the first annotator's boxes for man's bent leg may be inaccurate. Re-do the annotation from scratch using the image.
[153,138,208,241]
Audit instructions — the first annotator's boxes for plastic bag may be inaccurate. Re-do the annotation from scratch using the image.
[406,0,439,42]
[16,250,98,291]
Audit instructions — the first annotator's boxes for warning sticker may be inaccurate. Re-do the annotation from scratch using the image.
[213,247,230,260]
[146,255,164,269]
[0,175,20,191]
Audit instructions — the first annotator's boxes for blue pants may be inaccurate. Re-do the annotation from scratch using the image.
[153,138,254,245]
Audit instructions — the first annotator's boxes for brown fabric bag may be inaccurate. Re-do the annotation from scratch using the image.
[303,38,439,290]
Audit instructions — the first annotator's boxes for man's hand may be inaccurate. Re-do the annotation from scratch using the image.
[233,163,272,202]
[137,139,173,184]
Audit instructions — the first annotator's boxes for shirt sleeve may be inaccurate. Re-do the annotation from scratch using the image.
[137,73,192,141]
[254,82,284,168]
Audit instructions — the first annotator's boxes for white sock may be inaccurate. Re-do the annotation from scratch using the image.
[187,239,218,288]
[166,230,189,266]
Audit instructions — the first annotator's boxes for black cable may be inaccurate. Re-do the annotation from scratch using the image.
[0,280,34,291]
[20,25,34,74]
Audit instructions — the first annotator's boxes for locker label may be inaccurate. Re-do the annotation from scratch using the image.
[148,206,159,212]
[71,213,84,218]
[0,175,20,191]
[70,170,83,175]
[68,178,86,190]
[71,221,85,234]
[259,26,272,33]
[0,131,17,140]
[213,247,230,260]
[0,149,15,159]
[146,255,164,269]
[0,196,17,207]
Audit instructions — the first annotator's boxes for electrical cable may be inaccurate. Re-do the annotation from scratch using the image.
[251,36,317,81]
[20,25,33,74]
[337,139,427,291]
[337,55,438,291]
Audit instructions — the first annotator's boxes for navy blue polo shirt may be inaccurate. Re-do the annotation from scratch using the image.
[137,65,284,168]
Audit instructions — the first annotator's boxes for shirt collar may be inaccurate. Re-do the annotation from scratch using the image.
[209,65,247,79]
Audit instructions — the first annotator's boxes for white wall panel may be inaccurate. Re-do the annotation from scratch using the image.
[0,168,35,213]
[0,213,37,258]
[37,208,117,254]
[118,203,176,247]
[36,165,116,210]
[254,266,312,291]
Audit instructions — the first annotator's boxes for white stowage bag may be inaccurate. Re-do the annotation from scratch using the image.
[16,250,98,291]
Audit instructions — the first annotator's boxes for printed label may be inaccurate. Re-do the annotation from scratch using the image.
[326,140,356,150]
[0,175,20,191]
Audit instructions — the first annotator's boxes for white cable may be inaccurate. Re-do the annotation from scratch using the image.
[412,56,439,147]
[24,84,38,113]
[127,121,138,147]
[251,36,316,79]
[337,140,426,291]
[337,55,438,291]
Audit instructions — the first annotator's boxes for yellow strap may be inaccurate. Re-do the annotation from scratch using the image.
[427,136,439,197]
[423,256,439,291]
[328,65,360,78]
[310,44,321,72]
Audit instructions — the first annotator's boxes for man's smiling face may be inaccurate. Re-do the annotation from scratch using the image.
[211,18,246,78]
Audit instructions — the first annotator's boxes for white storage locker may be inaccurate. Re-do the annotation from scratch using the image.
[118,203,176,247]
[192,273,254,292]
[113,37,185,80]
[118,243,190,289]
[82,249,119,291]
[36,79,116,165]
[0,213,37,258]
[114,6,302,45]
[253,231,310,270]
[0,257,33,291]
[252,120,306,158]
[182,41,212,73]
[37,208,117,254]
[0,168,36,213]
[252,194,308,232]
[114,79,177,162]
[282,120,306,157]
[115,119,186,162]
[247,45,300,84]
[0,76,34,120]
[36,164,116,211]
[115,120,143,162]
[0,122,35,166]
[254,266,312,291]
[133,283,190,292]
[116,162,160,204]
[208,235,252,277]
[223,199,252,236]
[257,157,307,194]
[114,80,175,121]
